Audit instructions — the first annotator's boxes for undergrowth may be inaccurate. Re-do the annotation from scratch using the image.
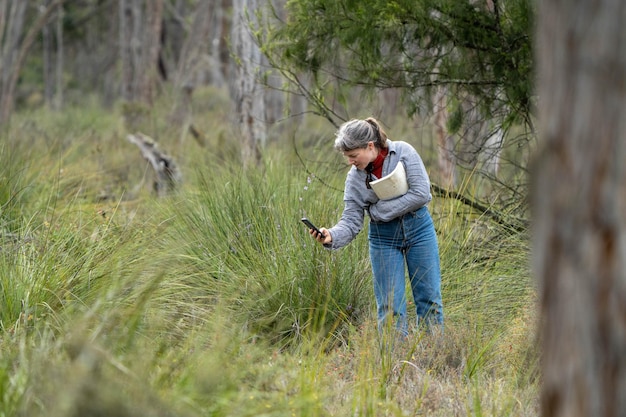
[0,98,538,417]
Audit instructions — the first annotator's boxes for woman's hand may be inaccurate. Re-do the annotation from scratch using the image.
[310,227,332,245]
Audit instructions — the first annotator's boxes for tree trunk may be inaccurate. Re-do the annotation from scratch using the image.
[42,1,64,110]
[170,0,212,129]
[54,4,64,110]
[173,0,212,90]
[207,0,226,88]
[139,0,163,104]
[119,0,132,101]
[534,1,626,417]
[0,0,64,124]
[118,0,163,104]
[43,0,53,106]
[231,0,266,167]
[217,0,232,87]
[0,1,27,120]
[433,85,456,188]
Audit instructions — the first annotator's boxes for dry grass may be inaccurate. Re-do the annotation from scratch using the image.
[318,313,539,416]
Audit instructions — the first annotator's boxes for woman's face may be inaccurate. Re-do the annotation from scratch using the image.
[343,141,377,170]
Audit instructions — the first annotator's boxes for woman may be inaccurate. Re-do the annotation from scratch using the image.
[308,117,443,337]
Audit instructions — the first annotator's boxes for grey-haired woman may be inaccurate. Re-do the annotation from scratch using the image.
[307,117,443,336]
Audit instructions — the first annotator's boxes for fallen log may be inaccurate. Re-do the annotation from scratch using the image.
[127,132,182,197]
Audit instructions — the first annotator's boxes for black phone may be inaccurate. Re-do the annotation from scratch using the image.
[301,217,325,237]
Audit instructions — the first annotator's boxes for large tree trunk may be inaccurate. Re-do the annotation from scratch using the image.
[534,1,626,416]
[231,0,266,168]
[43,1,64,110]
[118,0,163,104]
[170,0,213,129]
[139,0,163,103]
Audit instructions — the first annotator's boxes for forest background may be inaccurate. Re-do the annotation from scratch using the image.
[2,1,541,416]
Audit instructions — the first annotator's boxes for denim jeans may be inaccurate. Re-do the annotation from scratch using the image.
[368,206,444,336]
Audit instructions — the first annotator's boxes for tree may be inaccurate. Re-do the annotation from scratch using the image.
[533,1,626,416]
[42,0,64,110]
[169,0,214,129]
[231,0,266,167]
[119,0,164,104]
[259,0,534,198]
[0,0,65,124]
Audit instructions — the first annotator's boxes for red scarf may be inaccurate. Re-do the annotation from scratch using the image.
[369,147,389,179]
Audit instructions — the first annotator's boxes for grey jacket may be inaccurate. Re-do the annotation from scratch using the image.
[325,139,432,250]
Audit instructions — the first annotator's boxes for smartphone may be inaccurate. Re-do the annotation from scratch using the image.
[301,217,325,237]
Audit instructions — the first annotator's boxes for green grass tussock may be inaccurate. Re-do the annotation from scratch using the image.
[162,161,371,349]
[0,101,538,416]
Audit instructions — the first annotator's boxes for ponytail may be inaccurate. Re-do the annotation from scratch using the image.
[364,117,388,148]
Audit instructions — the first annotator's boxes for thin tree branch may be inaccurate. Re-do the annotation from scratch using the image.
[431,182,528,233]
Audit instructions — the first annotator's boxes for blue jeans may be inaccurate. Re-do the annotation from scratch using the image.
[368,206,443,336]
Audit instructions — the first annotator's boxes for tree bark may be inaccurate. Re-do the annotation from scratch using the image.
[54,4,64,110]
[119,0,132,101]
[534,1,626,416]
[43,1,64,110]
[173,0,212,90]
[0,1,27,121]
[231,0,266,167]
[118,0,163,104]
[43,0,53,106]
[170,0,212,129]
[0,0,65,124]
[139,0,163,104]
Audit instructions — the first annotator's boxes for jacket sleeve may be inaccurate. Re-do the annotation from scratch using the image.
[324,199,366,250]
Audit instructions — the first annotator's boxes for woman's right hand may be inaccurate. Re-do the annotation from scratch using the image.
[313,227,332,245]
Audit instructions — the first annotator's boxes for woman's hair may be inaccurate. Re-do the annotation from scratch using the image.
[333,117,388,152]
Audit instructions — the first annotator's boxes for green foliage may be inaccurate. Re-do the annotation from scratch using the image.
[0,144,31,234]
[263,0,534,124]
[447,100,464,135]
[260,0,536,216]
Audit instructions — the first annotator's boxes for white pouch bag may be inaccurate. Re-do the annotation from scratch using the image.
[369,162,409,200]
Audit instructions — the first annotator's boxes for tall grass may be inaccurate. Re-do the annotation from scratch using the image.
[0,100,538,416]
[160,157,372,348]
